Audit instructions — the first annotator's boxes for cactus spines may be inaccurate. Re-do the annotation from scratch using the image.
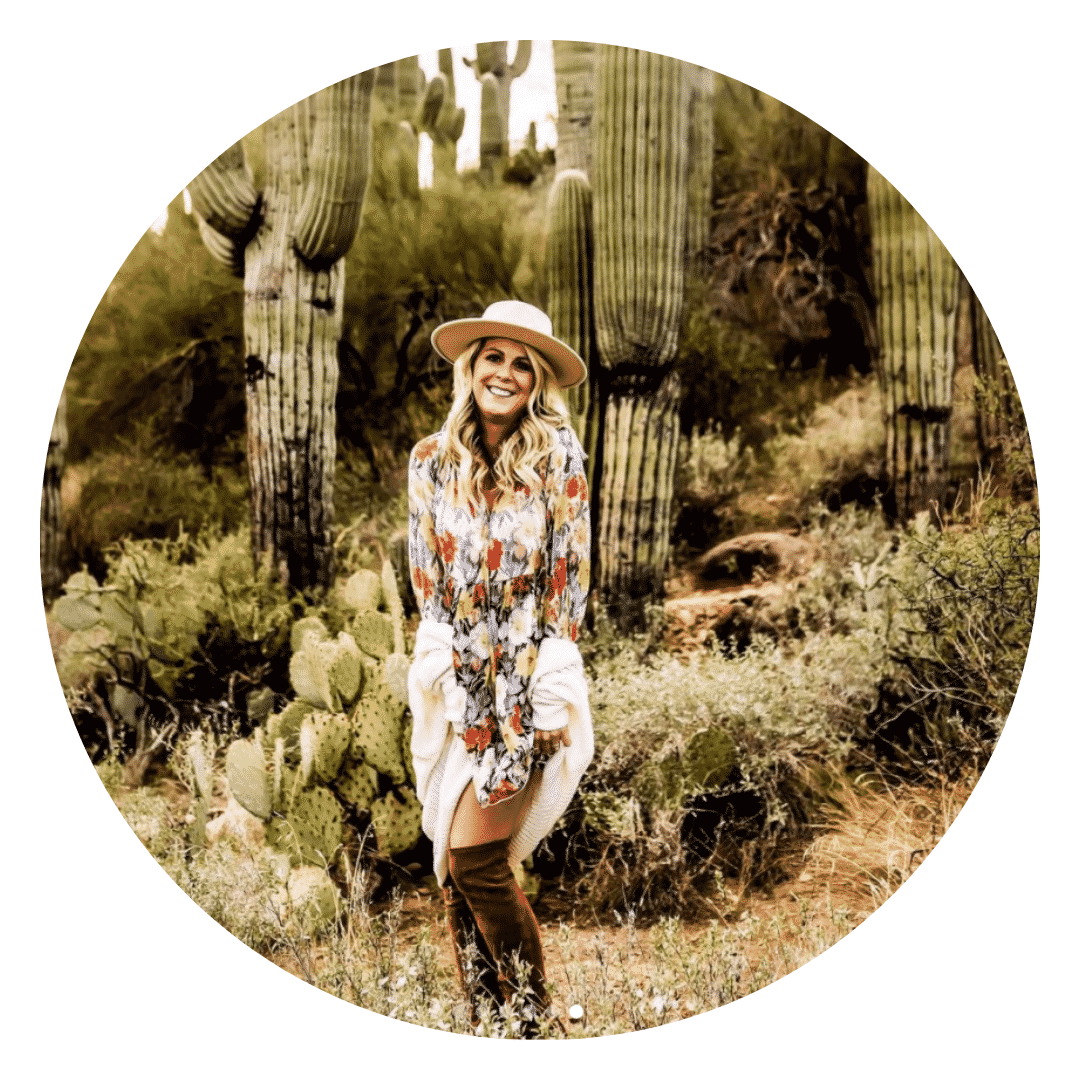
[329,631,363,705]
[336,761,379,812]
[352,610,395,659]
[226,739,272,820]
[590,47,692,628]
[340,568,383,613]
[267,699,313,750]
[685,63,716,281]
[351,672,407,784]
[867,166,961,519]
[370,787,423,856]
[189,73,375,592]
[310,711,352,784]
[268,785,344,868]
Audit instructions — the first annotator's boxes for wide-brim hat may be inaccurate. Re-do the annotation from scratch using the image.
[430,300,588,389]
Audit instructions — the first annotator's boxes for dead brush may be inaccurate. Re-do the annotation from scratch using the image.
[803,769,976,913]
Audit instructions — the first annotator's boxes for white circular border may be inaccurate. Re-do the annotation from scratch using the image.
[6,3,1076,1075]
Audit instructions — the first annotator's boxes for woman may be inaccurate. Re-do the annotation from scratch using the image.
[406,300,594,1037]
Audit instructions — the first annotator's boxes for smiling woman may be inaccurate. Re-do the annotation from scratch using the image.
[404,300,593,1036]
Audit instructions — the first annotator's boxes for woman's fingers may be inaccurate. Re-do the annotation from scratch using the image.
[536,727,571,755]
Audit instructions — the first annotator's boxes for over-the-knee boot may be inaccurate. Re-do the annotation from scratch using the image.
[443,878,503,1026]
[448,838,550,1035]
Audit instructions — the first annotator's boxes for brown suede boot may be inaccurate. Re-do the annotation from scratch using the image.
[443,878,503,1027]
[448,838,551,1037]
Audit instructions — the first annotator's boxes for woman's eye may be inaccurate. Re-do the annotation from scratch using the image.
[513,360,531,372]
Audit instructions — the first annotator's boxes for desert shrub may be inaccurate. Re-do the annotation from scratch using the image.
[64,424,248,578]
[867,500,1039,775]
[673,376,886,546]
[53,529,299,779]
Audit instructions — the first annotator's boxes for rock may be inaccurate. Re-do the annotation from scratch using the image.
[205,790,266,851]
[692,531,816,588]
[284,865,341,936]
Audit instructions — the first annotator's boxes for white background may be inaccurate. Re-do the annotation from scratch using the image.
[4,3,1076,1076]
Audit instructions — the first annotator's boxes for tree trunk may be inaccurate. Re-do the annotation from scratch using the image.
[867,166,960,520]
[40,389,67,600]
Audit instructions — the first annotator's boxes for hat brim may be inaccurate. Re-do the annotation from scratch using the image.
[431,319,588,389]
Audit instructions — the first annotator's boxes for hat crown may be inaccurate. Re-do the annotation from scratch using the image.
[481,300,553,339]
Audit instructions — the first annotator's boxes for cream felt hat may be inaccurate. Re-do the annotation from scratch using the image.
[430,300,588,389]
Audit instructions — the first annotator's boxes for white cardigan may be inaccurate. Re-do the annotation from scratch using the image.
[408,619,594,885]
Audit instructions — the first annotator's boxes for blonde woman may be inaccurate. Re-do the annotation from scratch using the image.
[406,301,594,1037]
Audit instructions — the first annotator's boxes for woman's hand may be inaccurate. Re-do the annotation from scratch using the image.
[534,726,572,757]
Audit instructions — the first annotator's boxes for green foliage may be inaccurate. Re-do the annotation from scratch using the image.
[218,560,419,869]
[52,525,295,782]
[66,194,245,466]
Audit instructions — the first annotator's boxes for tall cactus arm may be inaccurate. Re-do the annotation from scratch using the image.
[546,168,598,467]
[417,73,445,132]
[508,40,532,77]
[295,70,375,268]
[193,211,245,277]
[479,72,505,175]
[553,40,596,176]
[593,47,691,370]
[187,140,261,240]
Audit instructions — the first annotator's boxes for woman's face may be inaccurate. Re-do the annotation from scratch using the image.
[471,338,536,428]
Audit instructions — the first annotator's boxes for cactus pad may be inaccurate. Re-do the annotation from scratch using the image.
[267,699,313,754]
[290,615,330,656]
[328,632,363,706]
[384,651,410,704]
[310,710,351,783]
[351,672,407,783]
[267,785,343,867]
[340,569,382,613]
[352,610,395,659]
[683,726,735,791]
[246,686,275,725]
[370,787,423,856]
[336,761,379,811]
[289,637,338,711]
[400,715,416,787]
[226,739,272,820]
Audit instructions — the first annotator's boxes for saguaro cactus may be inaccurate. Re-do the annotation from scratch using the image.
[188,72,375,592]
[40,389,67,599]
[591,47,691,626]
[962,280,1018,467]
[866,166,961,519]
[685,63,716,281]
[415,48,466,183]
[552,40,596,177]
[465,41,532,169]
[545,169,597,472]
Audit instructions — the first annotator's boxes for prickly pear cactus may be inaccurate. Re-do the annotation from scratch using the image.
[340,569,382,613]
[630,726,735,811]
[226,739,272,820]
[336,760,379,812]
[267,785,344,867]
[369,787,423,856]
[221,555,420,870]
[352,671,407,785]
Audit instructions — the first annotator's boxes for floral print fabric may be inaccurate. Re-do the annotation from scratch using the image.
[408,425,590,807]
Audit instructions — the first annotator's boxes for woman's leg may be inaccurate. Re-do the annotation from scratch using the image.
[446,774,549,1033]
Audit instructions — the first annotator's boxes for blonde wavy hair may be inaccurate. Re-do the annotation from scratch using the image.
[441,337,570,508]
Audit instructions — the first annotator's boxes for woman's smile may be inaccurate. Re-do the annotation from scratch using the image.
[472,338,536,427]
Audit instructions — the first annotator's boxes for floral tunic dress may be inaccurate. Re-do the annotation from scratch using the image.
[408,424,590,808]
